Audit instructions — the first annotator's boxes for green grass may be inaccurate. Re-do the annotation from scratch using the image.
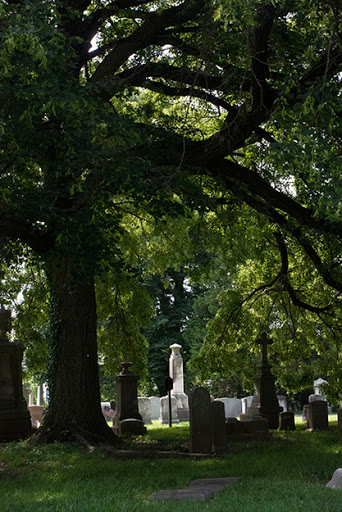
[1,420,342,511]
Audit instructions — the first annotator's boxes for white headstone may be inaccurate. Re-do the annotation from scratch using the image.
[159,395,179,424]
[216,398,242,418]
[327,468,342,489]
[149,396,160,421]
[277,395,288,412]
[138,397,152,424]
[241,396,253,414]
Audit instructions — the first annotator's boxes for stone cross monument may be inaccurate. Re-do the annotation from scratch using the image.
[0,307,31,440]
[242,331,282,429]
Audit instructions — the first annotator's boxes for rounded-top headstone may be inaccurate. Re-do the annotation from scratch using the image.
[327,468,342,489]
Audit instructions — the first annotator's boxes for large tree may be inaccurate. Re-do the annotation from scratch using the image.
[1,0,341,442]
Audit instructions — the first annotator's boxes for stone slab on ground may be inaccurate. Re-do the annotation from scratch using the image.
[149,476,242,502]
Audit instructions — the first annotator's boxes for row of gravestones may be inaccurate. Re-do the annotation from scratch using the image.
[189,386,272,454]
[188,388,342,454]
[133,395,289,426]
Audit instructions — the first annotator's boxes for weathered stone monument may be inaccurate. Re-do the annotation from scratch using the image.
[241,331,282,429]
[159,395,179,424]
[307,400,328,430]
[138,397,152,425]
[169,343,189,421]
[216,397,242,418]
[327,468,342,489]
[113,361,146,436]
[241,396,253,414]
[189,386,212,453]
[149,396,160,421]
[0,308,31,441]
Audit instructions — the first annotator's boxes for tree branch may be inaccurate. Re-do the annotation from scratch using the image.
[90,0,206,81]
[115,62,235,92]
[273,230,333,313]
[0,215,54,254]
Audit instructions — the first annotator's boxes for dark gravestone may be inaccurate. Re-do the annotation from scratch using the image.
[189,386,211,453]
[225,415,271,441]
[211,400,226,452]
[337,408,342,430]
[307,400,328,430]
[278,411,295,431]
[113,361,146,436]
[242,332,282,429]
[0,308,31,441]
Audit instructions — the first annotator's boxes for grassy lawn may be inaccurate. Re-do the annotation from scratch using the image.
[1,419,342,511]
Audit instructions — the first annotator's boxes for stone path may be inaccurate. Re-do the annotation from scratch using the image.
[149,477,242,502]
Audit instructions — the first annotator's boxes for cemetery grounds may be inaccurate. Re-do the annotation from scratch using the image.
[0,416,342,512]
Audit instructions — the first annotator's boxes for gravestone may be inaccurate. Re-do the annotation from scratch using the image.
[277,395,288,412]
[138,397,152,424]
[27,405,44,428]
[307,400,328,430]
[225,415,271,441]
[308,393,326,403]
[0,308,31,440]
[149,396,160,421]
[327,468,342,489]
[169,344,189,421]
[314,378,328,396]
[241,396,253,414]
[278,411,295,431]
[159,396,179,424]
[150,477,242,502]
[302,404,309,421]
[189,386,212,453]
[211,400,226,452]
[101,402,115,422]
[241,332,282,429]
[113,361,146,436]
[216,397,242,418]
[337,408,342,430]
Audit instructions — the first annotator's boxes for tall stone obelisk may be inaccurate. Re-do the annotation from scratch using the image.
[169,344,189,421]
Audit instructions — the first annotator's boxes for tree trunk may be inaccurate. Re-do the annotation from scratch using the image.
[35,256,120,445]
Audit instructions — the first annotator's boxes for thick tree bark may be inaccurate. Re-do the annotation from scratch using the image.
[35,255,119,445]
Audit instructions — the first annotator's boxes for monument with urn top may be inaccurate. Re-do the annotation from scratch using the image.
[0,307,32,440]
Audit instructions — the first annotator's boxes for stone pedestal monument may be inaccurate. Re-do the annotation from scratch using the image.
[113,361,146,436]
[241,331,282,429]
[0,308,31,441]
[169,343,189,421]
